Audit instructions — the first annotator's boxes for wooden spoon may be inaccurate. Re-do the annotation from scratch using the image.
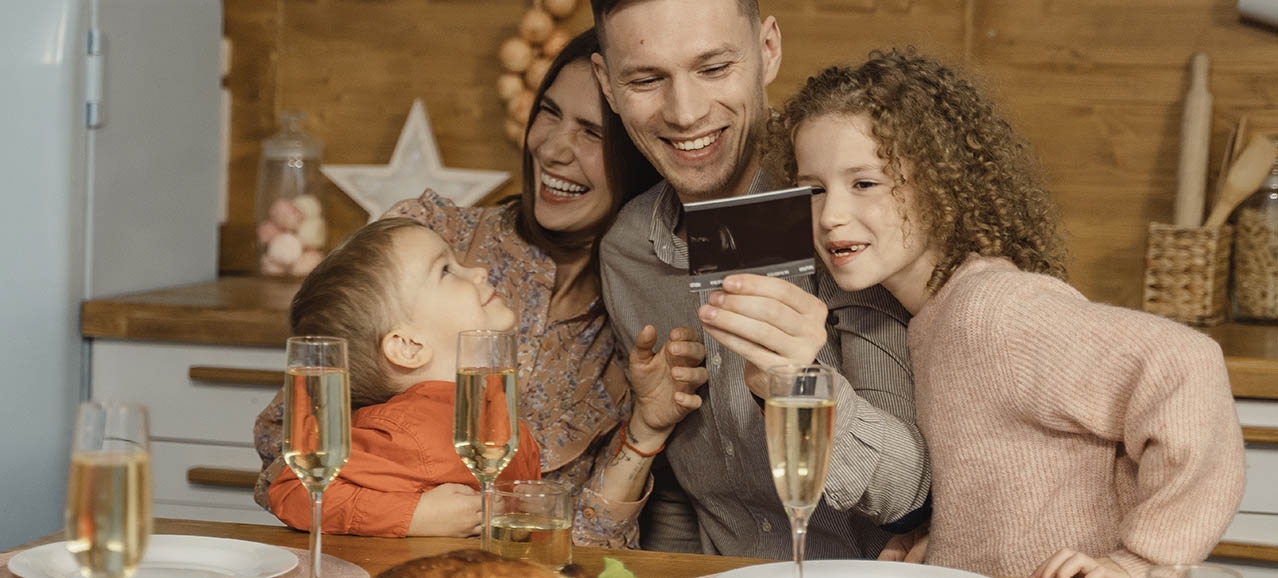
[1203,133,1278,228]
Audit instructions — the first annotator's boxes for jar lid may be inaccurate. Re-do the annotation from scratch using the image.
[262,112,323,160]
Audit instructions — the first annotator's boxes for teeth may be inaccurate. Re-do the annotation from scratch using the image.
[672,132,719,151]
[541,174,587,197]
[831,244,867,256]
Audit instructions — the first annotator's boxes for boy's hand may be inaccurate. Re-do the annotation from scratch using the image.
[630,325,707,436]
[878,526,929,563]
[1032,549,1130,578]
[407,484,481,537]
[698,274,829,399]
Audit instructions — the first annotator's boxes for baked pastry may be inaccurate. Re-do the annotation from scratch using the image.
[375,549,561,578]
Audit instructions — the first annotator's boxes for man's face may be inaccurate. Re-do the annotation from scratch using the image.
[593,0,782,202]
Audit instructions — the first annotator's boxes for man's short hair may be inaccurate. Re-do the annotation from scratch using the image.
[590,0,759,49]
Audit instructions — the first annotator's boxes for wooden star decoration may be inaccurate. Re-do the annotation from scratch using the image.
[322,99,511,222]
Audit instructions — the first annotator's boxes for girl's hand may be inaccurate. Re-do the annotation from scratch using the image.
[630,325,707,436]
[697,274,829,399]
[408,484,480,537]
[878,526,929,563]
[1032,549,1130,578]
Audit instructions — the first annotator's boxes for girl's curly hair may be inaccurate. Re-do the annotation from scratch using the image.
[769,48,1067,293]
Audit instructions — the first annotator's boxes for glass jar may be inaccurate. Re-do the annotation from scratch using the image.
[1229,141,1278,323]
[255,111,325,277]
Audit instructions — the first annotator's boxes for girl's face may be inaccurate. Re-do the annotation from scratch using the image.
[527,60,613,233]
[796,113,939,313]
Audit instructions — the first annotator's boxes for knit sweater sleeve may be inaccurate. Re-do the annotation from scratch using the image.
[996,276,1245,575]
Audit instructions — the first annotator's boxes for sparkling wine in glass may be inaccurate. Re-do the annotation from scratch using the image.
[65,402,152,578]
[764,365,836,578]
[282,336,351,578]
[453,329,520,552]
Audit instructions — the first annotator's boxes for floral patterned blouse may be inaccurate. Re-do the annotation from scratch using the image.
[252,190,645,547]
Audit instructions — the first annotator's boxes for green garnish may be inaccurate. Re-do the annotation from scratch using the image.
[598,557,637,578]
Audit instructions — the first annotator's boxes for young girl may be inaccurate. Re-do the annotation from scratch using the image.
[713,49,1246,577]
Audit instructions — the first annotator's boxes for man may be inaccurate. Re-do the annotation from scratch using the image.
[590,0,931,559]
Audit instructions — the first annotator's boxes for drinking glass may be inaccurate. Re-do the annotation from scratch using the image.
[1147,564,1243,578]
[453,329,520,552]
[491,480,573,569]
[282,336,352,578]
[65,402,152,578]
[764,365,836,578]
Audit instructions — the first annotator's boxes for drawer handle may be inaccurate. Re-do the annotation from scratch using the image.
[1212,540,1278,563]
[1243,426,1278,445]
[187,467,260,490]
[189,366,283,389]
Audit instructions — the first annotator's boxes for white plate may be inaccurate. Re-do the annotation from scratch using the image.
[717,559,989,578]
[7,534,299,578]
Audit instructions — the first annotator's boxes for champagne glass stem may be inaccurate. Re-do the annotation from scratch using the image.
[790,508,812,578]
[480,479,494,552]
[310,491,323,578]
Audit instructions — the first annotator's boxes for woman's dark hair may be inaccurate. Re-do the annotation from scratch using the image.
[513,28,658,270]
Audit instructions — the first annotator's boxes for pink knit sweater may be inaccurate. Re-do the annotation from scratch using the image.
[909,255,1245,578]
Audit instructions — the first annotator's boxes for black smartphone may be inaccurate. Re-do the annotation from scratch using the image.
[684,185,818,292]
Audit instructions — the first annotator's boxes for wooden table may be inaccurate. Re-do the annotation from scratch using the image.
[1,519,770,578]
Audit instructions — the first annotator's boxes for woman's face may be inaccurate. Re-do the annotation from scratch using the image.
[527,60,612,233]
[797,113,938,308]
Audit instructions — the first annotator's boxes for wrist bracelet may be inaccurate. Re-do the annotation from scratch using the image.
[616,419,665,458]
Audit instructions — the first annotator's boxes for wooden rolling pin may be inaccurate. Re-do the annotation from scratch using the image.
[1203,134,1278,228]
[1174,52,1213,227]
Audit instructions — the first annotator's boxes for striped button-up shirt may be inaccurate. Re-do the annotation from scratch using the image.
[599,172,931,559]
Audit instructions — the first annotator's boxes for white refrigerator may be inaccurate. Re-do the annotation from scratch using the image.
[0,0,221,548]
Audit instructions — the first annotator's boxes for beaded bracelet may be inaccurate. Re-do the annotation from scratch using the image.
[614,419,666,458]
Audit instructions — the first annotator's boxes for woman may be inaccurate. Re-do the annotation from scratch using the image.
[252,29,698,548]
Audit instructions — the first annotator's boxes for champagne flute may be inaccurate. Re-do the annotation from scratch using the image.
[764,365,836,578]
[65,402,152,578]
[282,336,352,578]
[453,329,520,552]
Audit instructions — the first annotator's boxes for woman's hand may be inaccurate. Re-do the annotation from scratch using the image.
[878,526,929,563]
[407,484,480,537]
[1032,549,1130,578]
[629,325,707,438]
[697,274,829,399]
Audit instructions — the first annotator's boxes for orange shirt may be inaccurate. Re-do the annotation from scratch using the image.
[268,380,540,537]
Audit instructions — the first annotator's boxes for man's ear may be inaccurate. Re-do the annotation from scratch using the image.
[381,329,433,370]
[591,52,619,113]
[759,15,782,87]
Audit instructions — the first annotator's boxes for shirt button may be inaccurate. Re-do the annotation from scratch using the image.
[761,519,772,532]
[724,442,735,457]
[711,353,722,368]
[582,507,595,519]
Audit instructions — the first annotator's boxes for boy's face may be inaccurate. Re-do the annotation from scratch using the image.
[798,114,938,301]
[592,0,781,203]
[392,227,517,352]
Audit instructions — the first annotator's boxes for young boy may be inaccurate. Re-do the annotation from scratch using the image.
[268,217,540,538]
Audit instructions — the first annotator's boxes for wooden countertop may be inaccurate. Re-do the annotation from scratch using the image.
[81,276,299,348]
[1,519,767,578]
[81,277,1278,399]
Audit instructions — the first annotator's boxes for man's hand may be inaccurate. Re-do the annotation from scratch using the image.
[629,325,707,436]
[698,274,829,399]
[878,526,929,563]
[1032,550,1131,578]
[407,484,480,537]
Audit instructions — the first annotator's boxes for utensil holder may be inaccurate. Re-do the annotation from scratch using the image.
[1142,222,1233,326]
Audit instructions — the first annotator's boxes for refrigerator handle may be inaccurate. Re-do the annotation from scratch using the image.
[86,27,103,129]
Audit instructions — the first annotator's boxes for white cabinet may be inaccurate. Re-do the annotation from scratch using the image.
[90,340,284,526]
[1214,399,1278,575]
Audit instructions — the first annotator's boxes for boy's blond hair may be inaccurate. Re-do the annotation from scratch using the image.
[289,217,422,408]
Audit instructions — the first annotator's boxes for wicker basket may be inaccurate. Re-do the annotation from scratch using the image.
[1142,222,1233,326]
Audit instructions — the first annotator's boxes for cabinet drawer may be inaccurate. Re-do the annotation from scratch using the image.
[91,340,284,444]
[1242,445,1278,515]
[152,440,264,511]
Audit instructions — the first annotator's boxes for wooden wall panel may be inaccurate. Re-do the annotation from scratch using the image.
[220,0,1278,309]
